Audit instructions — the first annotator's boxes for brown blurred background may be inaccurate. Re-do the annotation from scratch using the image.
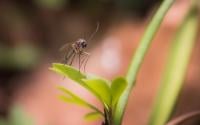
[0,0,200,125]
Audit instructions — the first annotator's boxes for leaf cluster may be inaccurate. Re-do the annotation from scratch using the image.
[50,63,127,124]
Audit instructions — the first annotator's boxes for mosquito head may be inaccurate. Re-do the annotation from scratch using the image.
[77,39,87,49]
[81,40,87,48]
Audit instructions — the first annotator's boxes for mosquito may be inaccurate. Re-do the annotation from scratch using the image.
[60,22,99,71]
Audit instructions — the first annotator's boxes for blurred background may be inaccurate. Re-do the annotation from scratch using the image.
[0,0,200,125]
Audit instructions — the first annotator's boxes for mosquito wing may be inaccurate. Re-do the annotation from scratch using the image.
[59,42,73,52]
[59,42,74,64]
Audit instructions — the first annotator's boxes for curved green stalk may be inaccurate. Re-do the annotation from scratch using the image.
[148,4,199,125]
[113,0,175,124]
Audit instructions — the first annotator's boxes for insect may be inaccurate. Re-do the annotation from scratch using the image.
[60,22,99,71]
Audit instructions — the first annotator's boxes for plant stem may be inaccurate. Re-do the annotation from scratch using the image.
[103,108,112,125]
[113,0,175,124]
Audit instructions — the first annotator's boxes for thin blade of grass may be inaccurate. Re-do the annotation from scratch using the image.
[148,5,199,125]
[114,0,175,124]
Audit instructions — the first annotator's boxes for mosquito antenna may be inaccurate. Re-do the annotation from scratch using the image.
[88,22,100,42]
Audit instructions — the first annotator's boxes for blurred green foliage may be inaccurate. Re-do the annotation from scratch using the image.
[0,106,34,125]
[0,0,159,70]
[34,0,68,9]
[0,45,40,69]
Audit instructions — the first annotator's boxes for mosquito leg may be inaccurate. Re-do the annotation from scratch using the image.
[78,53,81,72]
[60,43,71,63]
[69,53,76,66]
[62,52,72,80]
[80,55,86,68]
[82,52,90,72]
[80,55,87,72]
[66,50,76,65]
[79,52,89,69]
[78,53,86,72]
[64,49,74,64]
[83,55,90,72]
[62,51,75,80]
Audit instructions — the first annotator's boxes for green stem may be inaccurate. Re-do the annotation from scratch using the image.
[113,0,175,124]
[148,4,199,125]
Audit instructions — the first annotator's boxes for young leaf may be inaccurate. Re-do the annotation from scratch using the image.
[59,86,89,106]
[50,63,102,95]
[111,77,127,108]
[50,63,86,85]
[84,112,103,121]
[82,79,111,108]
[59,86,103,115]
[59,95,86,106]
[51,64,111,109]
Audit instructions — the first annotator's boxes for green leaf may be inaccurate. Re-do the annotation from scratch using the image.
[59,95,84,106]
[59,86,103,115]
[111,77,127,108]
[51,63,111,109]
[50,63,96,97]
[82,79,111,108]
[59,86,88,106]
[84,112,103,121]
[50,63,86,85]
